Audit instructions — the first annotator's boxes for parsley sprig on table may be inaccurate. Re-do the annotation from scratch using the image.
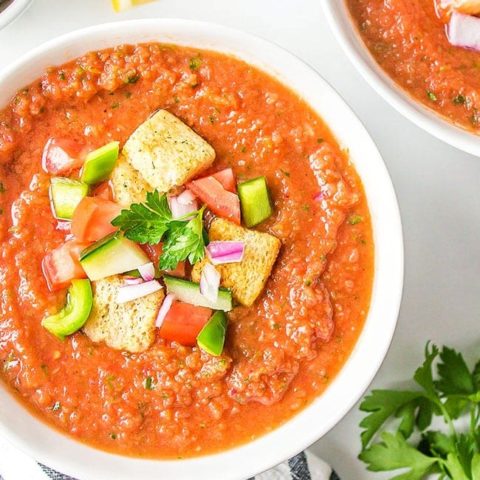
[359,343,480,480]
[111,191,206,270]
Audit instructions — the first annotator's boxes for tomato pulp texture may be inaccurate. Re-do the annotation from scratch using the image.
[0,44,373,458]
[347,0,480,132]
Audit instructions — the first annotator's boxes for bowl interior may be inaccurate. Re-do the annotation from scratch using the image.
[322,0,480,158]
[0,19,403,480]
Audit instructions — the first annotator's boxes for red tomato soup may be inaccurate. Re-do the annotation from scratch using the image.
[0,44,373,458]
[347,0,480,132]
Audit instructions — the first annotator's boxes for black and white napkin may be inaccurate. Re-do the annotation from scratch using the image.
[0,434,339,480]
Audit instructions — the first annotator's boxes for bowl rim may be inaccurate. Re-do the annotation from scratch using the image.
[0,0,32,30]
[322,0,480,158]
[0,18,404,480]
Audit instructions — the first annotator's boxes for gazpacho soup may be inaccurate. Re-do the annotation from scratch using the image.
[347,0,480,133]
[0,43,373,458]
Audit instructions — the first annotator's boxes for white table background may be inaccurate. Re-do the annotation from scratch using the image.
[1,0,479,479]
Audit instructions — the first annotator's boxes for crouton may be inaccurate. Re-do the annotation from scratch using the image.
[191,219,281,307]
[122,109,215,193]
[110,154,151,206]
[83,275,164,353]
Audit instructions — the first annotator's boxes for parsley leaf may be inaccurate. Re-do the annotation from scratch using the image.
[160,207,206,270]
[112,191,207,269]
[112,191,171,244]
[359,343,480,480]
[436,346,475,396]
[359,390,423,448]
[359,432,438,479]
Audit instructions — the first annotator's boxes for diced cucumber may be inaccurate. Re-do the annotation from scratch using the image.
[50,177,89,220]
[41,279,93,340]
[80,141,119,185]
[238,176,273,227]
[80,232,149,281]
[197,310,228,356]
[163,275,232,311]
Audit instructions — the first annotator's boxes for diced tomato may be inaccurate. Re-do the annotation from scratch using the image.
[158,301,212,346]
[188,176,241,224]
[141,243,186,277]
[71,197,122,242]
[92,182,114,201]
[42,240,90,291]
[42,138,85,175]
[212,168,236,193]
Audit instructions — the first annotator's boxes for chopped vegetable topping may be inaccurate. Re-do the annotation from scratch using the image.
[117,280,162,304]
[237,176,273,227]
[80,232,150,281]
[80,141,119,185]
[144,376,154,390]
[50,177,89,220]
[199,263,220,303]
[427,90,438,102]
[188,175,241,225]
[197,310,228,356]
[158,301,212,346]
[72,196,122,242]
[41,279,93,340]
[164,275,233,311]
[206,241,245,265]
[112,191,207,270]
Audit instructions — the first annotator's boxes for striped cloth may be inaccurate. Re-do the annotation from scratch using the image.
[0,434,340,480]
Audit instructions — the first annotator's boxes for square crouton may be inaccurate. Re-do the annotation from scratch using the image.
[110,154,151,206]
[191,218,281,307]
[122,109,215,193]
[83,275,164,353]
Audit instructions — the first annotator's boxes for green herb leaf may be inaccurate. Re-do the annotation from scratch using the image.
[473,360,480,389]
[189,56,201,71]
[359,432,438,479]
[359,390,423,448]
[112,192,207,270]
[159,207,206,270]
[413,343,440,404]
[436,346,475,396]
[112,191,172,245]
[427,91,438,102]
[348,214,363,225]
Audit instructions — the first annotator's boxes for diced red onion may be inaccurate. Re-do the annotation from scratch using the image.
[124,276,143,285]
[117,280,161,304]
[56,221,71,232]
[313,192,323,202]
[200,263,220,303]
[156,293,176,328]
[177,189,197,205]
[448,11,480,51]
[206,241,245,265]
[168,193,198,219]
[138,262,155,281]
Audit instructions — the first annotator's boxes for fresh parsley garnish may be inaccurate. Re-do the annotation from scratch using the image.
[111,191,207,269]
[359,343,480,479]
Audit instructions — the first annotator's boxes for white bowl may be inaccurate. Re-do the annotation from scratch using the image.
[322,0,480,157]
[0,19,403,480]
[0,0,32,30]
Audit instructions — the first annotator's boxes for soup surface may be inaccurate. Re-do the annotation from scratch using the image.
[347,0,480,132]
[0,43,373,458]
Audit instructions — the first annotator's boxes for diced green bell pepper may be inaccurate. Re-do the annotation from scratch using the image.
[50,177,89,220]
[237,176,273,227]
[80,141,119,185]
[197,310,228,356]
[41,279,93,340]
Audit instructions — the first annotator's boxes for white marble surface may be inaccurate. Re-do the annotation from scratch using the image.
[0,0,479,479]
